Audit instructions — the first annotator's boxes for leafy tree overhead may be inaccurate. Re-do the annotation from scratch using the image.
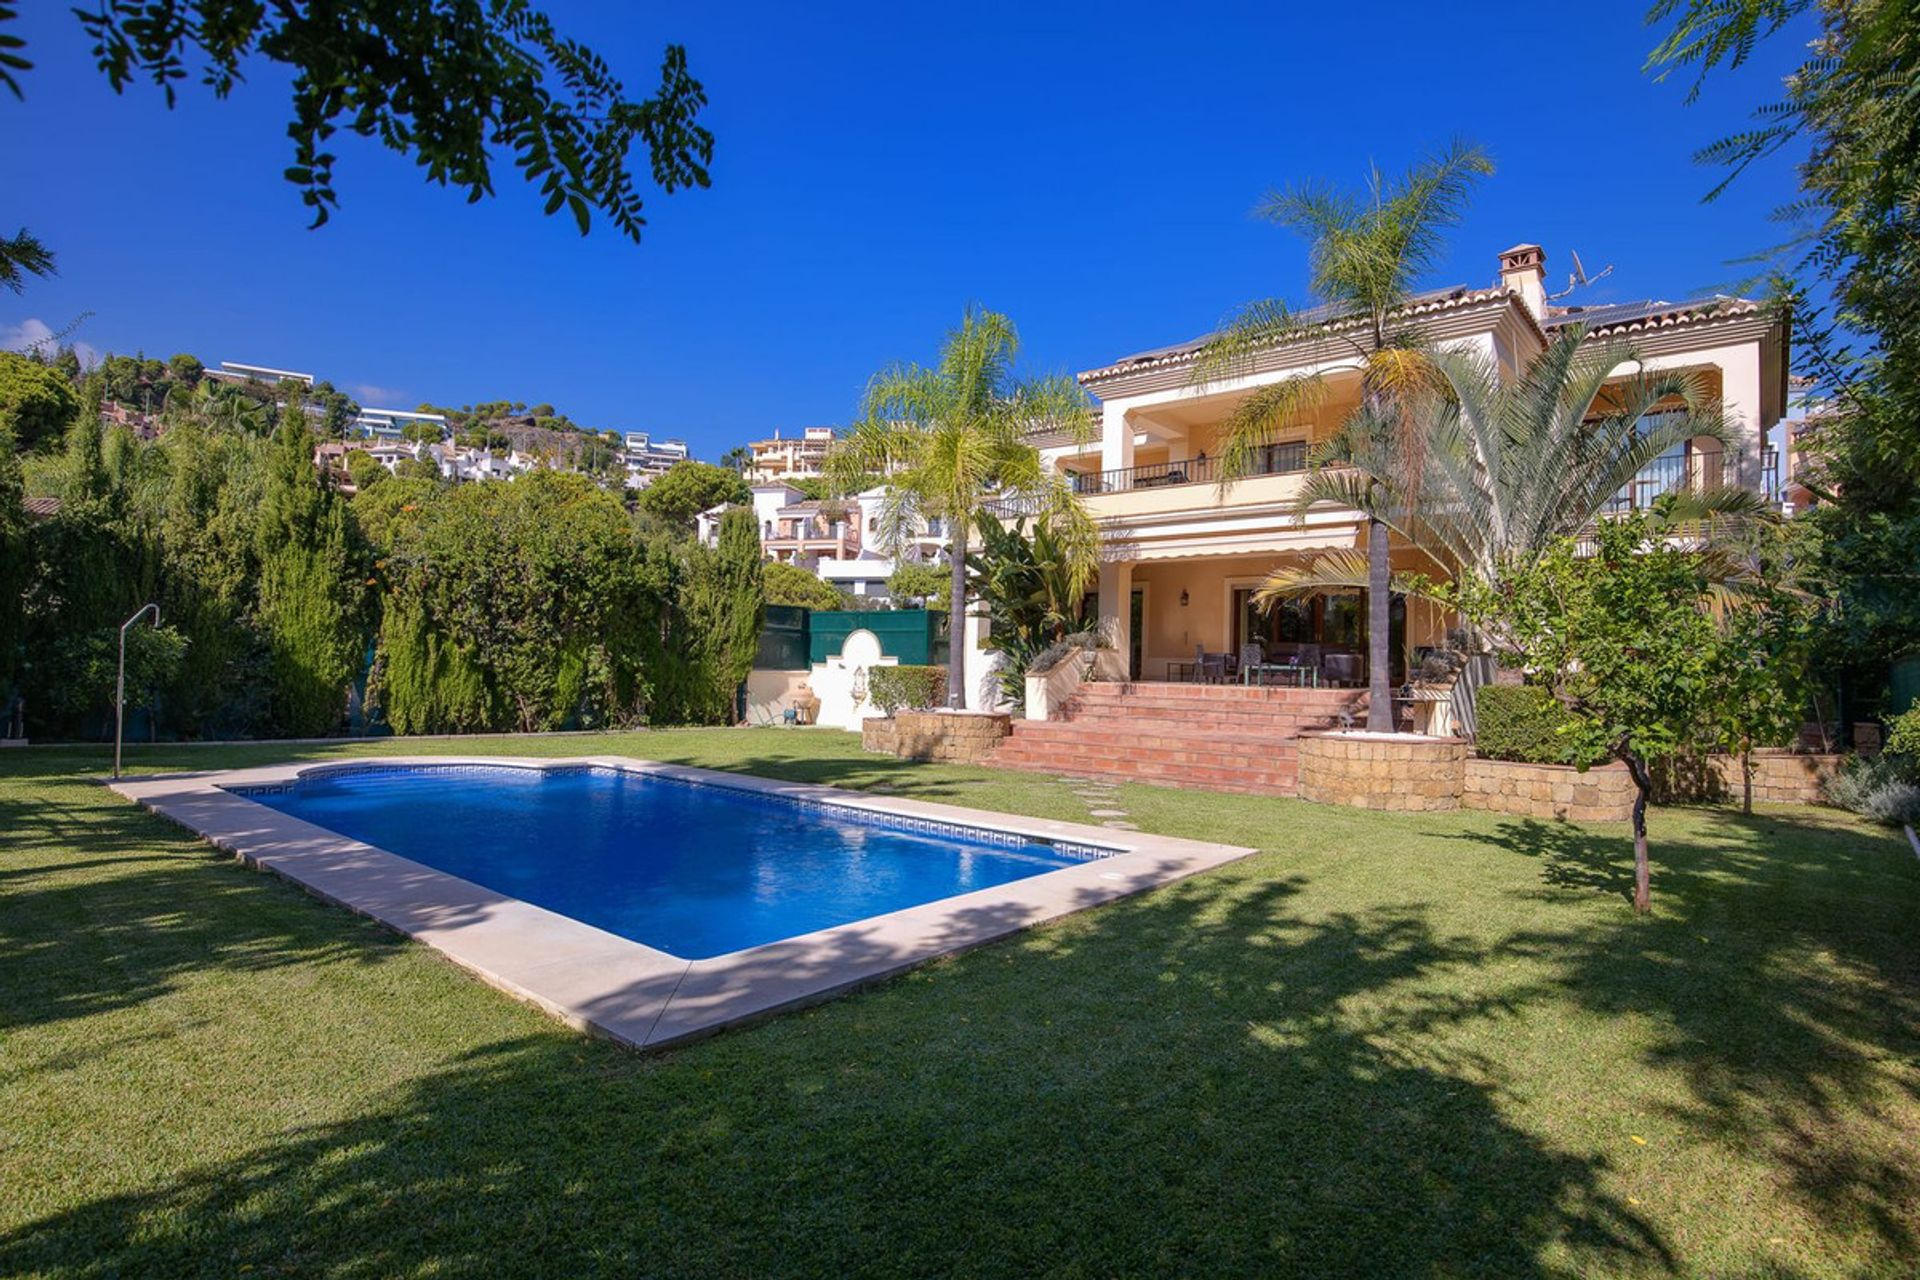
[1647,0,1920,712]
[827,306,1094,708]
[1,2,713,243]
[1197,141,1493,730]
[638,460,749,528]
[763,559,846,611]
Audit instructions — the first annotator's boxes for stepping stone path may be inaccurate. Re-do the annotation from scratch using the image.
[1055,775,1137,831]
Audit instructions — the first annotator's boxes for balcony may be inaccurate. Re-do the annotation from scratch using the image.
[1067,440,1310,496]
[1599,446,1779,514]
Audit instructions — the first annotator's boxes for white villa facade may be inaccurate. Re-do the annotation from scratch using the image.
[1039,243,1790,685]
[621,432,692,489]
[697,483,950,602]
[746,426,836,482]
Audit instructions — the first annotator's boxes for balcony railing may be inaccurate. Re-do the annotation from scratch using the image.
[1068,440,1311,497]
[1600,446,1779,514]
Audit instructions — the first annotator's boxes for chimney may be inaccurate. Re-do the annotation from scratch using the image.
[1498,243,1547,320]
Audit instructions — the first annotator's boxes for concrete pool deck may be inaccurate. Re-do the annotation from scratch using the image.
[108,756,1258,1050]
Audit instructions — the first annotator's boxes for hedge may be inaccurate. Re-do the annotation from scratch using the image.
[870,665,948,714]
[1474,684,1600,765]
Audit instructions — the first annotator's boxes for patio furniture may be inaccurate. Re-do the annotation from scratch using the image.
[1321,652,1363,687]
[1192,645,1229,684]
[1246,661,1319,688]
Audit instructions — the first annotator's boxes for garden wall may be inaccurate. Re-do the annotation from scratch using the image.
[1462,758,1637,823]
[1296,732,1468,812]
[1653,750,1844,807]
[863,710,1011,764]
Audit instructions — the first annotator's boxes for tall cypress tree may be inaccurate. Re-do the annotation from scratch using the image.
[682,508,765,724]
[0,430,26,701]
[255,410,362,736]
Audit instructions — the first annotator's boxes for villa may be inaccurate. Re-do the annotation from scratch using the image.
[988,244,1792,791]
[746,424,837,482]
[620,431,692,488]
[1037,243,1789,686]
[699,482,950,602]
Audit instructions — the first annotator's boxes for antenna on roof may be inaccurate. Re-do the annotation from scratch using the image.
[1547,249,1614,301]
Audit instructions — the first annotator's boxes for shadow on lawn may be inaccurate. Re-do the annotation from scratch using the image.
[0,857,1674,1277]
[1457,808,1920,1259]
[0,777,396,1037]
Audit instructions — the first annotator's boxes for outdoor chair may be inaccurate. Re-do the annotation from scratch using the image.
[1322,652,1362,687]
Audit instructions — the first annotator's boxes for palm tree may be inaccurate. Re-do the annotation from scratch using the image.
[0,227,55,294]
[1256,326,1768,621]
[1195,141,1494,730]
[827,306,1092,708]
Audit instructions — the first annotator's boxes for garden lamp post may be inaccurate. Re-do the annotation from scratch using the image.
[114,603,160,780]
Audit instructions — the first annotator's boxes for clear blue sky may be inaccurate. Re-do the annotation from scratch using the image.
[3,1,1809,459]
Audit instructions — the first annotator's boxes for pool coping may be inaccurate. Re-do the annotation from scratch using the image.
[108,755,1258,1050]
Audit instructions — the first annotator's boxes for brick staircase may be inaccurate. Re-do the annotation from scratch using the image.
[991,681,1367,796]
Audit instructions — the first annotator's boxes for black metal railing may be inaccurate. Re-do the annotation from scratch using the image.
[1068,440,1310,496]
[1600,446,1779,514]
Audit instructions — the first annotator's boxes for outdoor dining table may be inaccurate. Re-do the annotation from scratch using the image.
[1242,662,1319,688]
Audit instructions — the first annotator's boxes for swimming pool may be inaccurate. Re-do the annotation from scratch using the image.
[234,764,1098,959]
[116,755,1254,1048]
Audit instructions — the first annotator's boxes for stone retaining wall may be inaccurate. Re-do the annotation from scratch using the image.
[1463,758,1638,822]
[1653,750,1843,807]
[1296,732,1468,812]
[865,710,1011,764]
[861,716,898,755]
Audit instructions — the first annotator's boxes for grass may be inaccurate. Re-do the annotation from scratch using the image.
[2,728,1917,1277]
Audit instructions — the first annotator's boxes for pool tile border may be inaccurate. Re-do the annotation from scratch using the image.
[108,755,1257,1050]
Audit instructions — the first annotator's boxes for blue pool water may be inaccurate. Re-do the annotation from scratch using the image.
[238,766,1094,959]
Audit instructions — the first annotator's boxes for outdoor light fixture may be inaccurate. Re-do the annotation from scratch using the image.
[1180,589,1190,607]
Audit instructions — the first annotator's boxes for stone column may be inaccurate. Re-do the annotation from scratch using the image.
[1095,559,1133,681]
[1100,401,1134,476]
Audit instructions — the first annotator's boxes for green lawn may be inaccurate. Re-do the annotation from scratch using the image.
[3,729,1917,1277]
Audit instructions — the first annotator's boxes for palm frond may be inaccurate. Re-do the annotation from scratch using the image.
[1212,374,1326,489]
[1251,548,1442,608]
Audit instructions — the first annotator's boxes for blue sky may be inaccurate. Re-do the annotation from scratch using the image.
[3,1,1809,458]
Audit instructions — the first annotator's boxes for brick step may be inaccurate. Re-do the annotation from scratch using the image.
[1073,685,1363,707]
[1082,679,1367,702]
[1057,707,1348,732]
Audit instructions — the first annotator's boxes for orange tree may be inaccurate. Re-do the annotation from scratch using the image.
[1450,512,1726,913]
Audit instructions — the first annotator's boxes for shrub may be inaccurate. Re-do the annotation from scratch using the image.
[1825,752,1920,826]
[870,664,947,714]
[762,560,845,611]
[1858,782,1920,827]
[1885,707,1920,771]
[1473,684,1596,765]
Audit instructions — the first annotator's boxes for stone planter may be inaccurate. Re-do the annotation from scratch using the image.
[1463,757,1637,823]
[870,710,1011,764]
[1296,731,1468,812]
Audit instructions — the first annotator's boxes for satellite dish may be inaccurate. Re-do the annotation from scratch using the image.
[1548,249,1615,301]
